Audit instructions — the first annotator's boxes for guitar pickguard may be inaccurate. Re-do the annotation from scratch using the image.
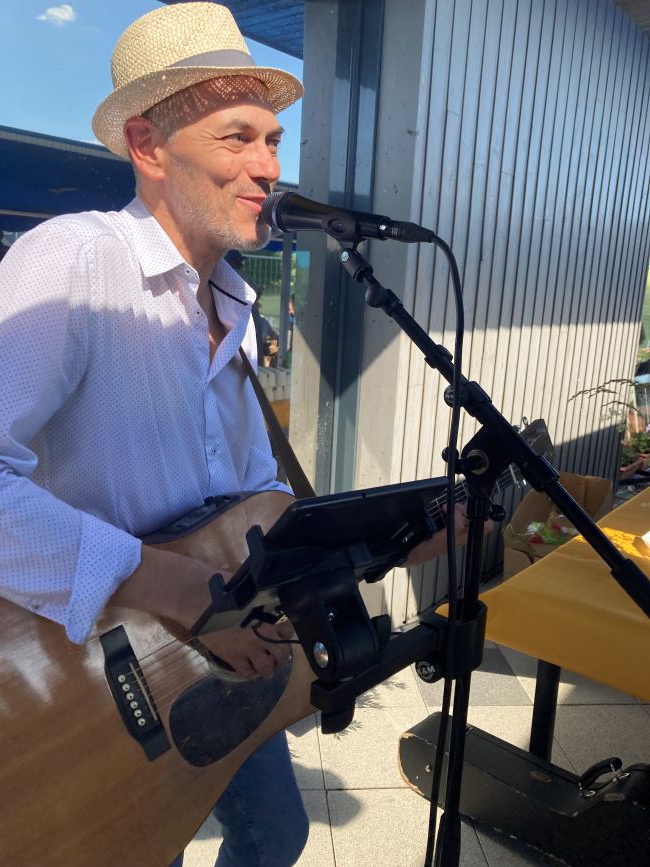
[168,656,293,767]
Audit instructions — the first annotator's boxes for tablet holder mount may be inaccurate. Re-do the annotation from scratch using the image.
[193,477,488,734]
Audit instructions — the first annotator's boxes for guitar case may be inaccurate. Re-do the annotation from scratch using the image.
[398,712,650,866]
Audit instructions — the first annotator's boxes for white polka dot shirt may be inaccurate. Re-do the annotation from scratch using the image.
[0,197,288,643]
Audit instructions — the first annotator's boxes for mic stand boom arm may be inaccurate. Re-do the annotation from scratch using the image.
[338,246,650,618]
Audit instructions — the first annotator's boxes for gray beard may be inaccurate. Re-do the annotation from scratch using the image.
[165,157,272,255]
[174,198,271,257]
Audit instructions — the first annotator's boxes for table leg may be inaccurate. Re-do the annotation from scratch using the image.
[529,659,561,761]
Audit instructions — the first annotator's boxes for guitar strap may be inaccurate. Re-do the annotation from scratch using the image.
[239,348,316,499]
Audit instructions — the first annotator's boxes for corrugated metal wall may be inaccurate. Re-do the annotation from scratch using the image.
[356,0,650,624]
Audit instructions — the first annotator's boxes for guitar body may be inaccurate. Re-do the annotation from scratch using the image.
[0,490,316,867]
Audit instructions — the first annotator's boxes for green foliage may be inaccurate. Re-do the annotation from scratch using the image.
[621,431,650,470]
[621,445,638,467]
[628,430,650,454]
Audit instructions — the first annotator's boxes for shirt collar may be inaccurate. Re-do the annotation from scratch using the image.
[210,260,257,307]
[122,197,258,309]
[123,197,186,278]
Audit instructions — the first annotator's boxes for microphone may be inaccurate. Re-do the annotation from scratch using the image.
[261,191,435,243]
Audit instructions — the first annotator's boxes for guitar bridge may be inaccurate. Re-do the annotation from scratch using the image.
[100,625,170,761]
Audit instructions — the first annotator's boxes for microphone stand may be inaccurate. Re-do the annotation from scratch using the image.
[333,236,650,866]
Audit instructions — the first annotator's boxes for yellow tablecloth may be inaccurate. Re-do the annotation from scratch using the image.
[481,487,650,700]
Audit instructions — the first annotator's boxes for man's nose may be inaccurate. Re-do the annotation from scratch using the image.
[247,142,281,183]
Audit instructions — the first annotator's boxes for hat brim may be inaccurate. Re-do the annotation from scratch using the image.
[92,65,303,159]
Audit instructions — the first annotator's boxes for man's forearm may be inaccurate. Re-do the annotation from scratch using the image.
[111,545,217,631]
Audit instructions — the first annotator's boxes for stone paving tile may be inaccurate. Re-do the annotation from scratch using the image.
[498,644,640,705]
[415,642,532,708]
[287,712,325,790]
[552,703,650,770]
[356,664,428,710]
[181,812,221,867]
[295,790,336,867]
[327,789,488,866]
[318,705,432,790]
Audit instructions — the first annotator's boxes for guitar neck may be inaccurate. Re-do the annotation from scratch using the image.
[426,464,520,531]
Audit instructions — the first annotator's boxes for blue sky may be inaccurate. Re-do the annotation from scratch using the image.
[1,1,304,183]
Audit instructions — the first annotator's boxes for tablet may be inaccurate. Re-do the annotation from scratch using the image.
[193,477,448,633]
[261,476,447,552]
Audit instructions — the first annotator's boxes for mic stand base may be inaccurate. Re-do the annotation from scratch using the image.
[399,712,650,866]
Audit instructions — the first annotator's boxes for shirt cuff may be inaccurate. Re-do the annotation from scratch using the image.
[65,511,142,643]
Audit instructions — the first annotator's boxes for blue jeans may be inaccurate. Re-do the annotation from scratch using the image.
[170,731,309,866]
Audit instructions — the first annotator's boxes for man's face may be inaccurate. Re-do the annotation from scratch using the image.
[156,82,283,255]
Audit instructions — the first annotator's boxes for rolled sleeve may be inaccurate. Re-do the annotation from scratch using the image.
[65,512,142,643]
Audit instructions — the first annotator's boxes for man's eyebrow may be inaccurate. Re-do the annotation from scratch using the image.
[219,117,285,136]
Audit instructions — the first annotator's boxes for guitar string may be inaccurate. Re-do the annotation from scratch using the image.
[117,643,211,712]
[115,641,198,696]
[119,631,282,713]
[151,637,301,715]
[132,632,275,709]
[148,649,289,718]
[142,642,279,714]
[131,630,297,713]
[129,643,214,713]
[131,635,201,667]
[117,466,520,707]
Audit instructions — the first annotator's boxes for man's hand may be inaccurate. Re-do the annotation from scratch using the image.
[200,618,294,680]
[404,502,494,567]
[113,545,296,680]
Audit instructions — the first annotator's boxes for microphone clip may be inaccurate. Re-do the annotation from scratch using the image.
[339,248,373,282]
[321,209,367,244]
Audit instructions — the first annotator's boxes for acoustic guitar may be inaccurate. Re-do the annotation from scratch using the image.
[0,420,551,866]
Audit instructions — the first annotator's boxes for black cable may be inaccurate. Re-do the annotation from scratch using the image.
[251,621,301,645]
[423,234,465,867]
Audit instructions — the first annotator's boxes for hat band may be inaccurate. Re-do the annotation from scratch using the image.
[169,49,255,70]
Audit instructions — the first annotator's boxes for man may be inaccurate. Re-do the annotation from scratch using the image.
[0,3,467,864]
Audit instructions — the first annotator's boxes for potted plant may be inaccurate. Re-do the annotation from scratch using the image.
[619,444,645,480]
[628,429,650,458]
[620,431,650,480]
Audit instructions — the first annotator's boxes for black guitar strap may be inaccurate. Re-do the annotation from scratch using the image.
[239,348,316,499]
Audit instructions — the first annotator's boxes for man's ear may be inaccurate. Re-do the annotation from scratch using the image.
[123,117,166,181]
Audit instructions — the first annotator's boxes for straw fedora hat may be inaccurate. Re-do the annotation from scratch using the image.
[92,2,303,159]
